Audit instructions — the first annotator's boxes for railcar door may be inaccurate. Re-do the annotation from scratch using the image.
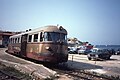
[21,34,28,56]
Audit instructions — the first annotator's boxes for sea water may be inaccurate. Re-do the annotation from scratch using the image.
[94,45,120,51]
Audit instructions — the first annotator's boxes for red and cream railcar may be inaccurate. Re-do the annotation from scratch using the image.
[8,25,68,63]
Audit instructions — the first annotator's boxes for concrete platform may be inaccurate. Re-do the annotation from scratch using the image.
[68,54,120,76]
[0,48,56,79]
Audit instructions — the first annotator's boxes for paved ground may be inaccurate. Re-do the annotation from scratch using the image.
[68,54,120,76]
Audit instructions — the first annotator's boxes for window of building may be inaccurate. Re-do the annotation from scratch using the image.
[33,34,38,42]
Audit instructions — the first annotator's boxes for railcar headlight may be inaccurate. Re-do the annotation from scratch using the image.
[45,47,50,50]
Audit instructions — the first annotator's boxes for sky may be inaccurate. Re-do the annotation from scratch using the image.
[0,0,120,45]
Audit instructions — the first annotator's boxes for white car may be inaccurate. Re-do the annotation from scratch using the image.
[68,47,78,54]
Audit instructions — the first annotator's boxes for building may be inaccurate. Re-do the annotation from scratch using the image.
[67,37,93,50]
[0,31,20,47]
[67,37,83,47]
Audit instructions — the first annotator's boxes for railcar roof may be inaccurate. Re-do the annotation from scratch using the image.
[10,25,67,38]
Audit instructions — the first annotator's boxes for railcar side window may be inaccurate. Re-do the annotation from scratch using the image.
[10,38,12,43]
[28,35,32,42]
[13,38,15,43]
[34,34,38,42]
[15,38,17,43]
[12,38,14,43]
[11,38,13,43]
[18,38,20,43]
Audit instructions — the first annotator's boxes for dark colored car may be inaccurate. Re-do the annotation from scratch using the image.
[109,49,116,55]
[87,49,112,60]
[115,49,120,55]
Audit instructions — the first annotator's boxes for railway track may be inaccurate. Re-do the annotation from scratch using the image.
[0,70,20,80]
[45,63,113,80]
[54,69,109,80]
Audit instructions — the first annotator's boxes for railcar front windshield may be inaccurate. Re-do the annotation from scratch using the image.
[44,32,67,43]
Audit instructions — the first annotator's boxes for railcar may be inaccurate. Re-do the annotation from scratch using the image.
[8,25,68,63]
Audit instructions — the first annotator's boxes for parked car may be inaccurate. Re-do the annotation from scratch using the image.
[115,49,120,55]
[109,49,116,55]
[87,48,112,60]
[68,47,78,54]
